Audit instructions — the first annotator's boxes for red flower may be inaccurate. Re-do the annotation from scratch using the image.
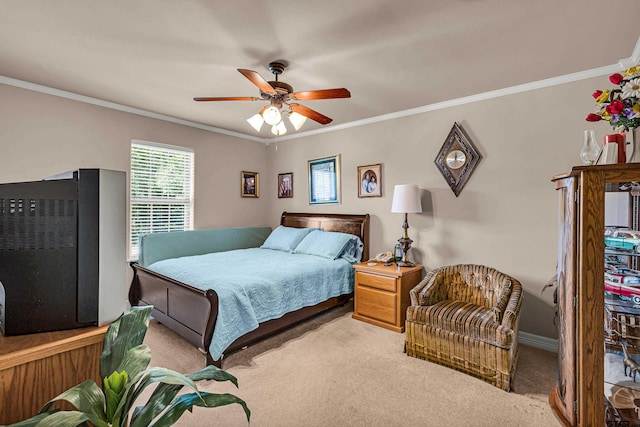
[606,100,625,115]
[586,113,602,122]
[610,73,624,85]
[592,90,603,99]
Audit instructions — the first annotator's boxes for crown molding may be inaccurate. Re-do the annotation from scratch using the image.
[266,64,622,145]
[2,36,639,146]
[620,38,640,68]
[0,75,265,143]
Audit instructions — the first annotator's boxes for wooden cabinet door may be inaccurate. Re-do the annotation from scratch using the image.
[552,175,577,426]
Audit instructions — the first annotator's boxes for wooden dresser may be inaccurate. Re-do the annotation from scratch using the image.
[0,325,108,425]
[352,262,423,332]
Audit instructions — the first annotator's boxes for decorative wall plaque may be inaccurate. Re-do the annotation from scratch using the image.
[434,122,482,197]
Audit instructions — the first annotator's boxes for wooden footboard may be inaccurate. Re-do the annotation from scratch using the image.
[128,263,218,356]
[129,212,370,367]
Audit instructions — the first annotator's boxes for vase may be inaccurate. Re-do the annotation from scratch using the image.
[600,133,626,164]
[581,129,600,165]
[628,128,640,163]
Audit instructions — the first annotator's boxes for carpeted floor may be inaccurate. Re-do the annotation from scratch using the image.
[144,302,559,426]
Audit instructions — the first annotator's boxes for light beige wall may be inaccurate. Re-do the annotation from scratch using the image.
[0,84,270,234]
[0,83,272,294]
[1,76,610,340]
[268,77,607,339]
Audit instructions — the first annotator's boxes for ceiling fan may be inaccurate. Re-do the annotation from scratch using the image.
[194,61,351,135]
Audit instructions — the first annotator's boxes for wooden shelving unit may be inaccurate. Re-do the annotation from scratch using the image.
[550,163,640,426]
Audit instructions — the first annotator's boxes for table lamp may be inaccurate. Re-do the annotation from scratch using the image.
[391,184,422,267]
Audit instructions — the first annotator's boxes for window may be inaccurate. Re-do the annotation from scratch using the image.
[130,140,194,258]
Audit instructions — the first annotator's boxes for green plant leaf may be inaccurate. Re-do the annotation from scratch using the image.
[39,380,106,423]
[105,371,128,395]
[100,306,153,379]
[104,371,129,422]
[128,364,240,427]
[188,364,239,387]
[129,383,182,427]
[116,344,152,380]
[4,411,56,427]
[150,392,250,427]
[112,366,201,427]
[26,410,109,427]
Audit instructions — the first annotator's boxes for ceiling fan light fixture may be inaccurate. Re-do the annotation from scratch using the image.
[246,113,264,132]
[288,111,307,130]
[195,61,350,132]
[272,121,287,136]
[262,105,282,125]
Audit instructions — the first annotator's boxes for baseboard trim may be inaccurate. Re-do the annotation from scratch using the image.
[519,331,558,353]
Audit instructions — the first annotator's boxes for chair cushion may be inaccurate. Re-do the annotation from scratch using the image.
[406,299,514,348]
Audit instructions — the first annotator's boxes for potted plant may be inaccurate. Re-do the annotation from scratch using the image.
[6,306,250,427]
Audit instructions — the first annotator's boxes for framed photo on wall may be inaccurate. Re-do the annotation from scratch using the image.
[278,172,293,198]
[241,171,259,198]
[357,163,382,198]
[308,155,341,205]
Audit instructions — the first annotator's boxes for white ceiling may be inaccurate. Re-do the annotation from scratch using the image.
[1,0,639,141]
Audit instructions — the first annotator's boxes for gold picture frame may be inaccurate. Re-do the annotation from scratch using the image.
[241,171,259,198]
[357,163,382,198]
[278,172,293,198]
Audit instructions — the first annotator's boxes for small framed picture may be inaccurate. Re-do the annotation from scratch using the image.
[278,172,293,198]
[358,163,382,198]
[308,155,341,205]
[241,171,259,198]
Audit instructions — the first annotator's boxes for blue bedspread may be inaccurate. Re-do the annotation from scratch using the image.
[147,248,355,361]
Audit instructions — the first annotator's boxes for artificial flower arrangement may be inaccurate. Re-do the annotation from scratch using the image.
[586,63,640,132]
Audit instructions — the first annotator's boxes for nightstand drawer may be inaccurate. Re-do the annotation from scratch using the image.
[356,285,397,324]
[356,271,397,292]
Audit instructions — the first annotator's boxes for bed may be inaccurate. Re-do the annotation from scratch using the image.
[128,212,370,367]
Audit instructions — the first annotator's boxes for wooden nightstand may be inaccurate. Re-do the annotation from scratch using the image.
[352,262,423,332]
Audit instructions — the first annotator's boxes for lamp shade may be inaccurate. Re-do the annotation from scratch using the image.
[246,113,264,132]
[391,184,422,213]
[271,121,287,136]
[262,105,282,125]
[288,111,307,130]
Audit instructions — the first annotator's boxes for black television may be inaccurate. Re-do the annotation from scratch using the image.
[0,169,126,335]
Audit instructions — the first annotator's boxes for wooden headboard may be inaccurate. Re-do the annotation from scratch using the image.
[280,212,370,262]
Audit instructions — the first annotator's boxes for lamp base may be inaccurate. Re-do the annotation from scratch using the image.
[396,260,415,268]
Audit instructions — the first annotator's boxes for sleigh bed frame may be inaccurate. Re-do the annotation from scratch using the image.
[128,212,370,367]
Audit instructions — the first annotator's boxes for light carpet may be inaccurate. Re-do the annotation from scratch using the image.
[144,302,559,426]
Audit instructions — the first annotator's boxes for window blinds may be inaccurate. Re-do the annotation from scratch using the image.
[130,141,194,258]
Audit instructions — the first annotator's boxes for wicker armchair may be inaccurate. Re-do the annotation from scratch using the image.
[405,264,523,391]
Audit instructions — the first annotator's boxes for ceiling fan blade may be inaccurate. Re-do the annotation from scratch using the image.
[291,88,351,101]
[193,96,261,102]
[290,104,333,125]
[238,69,277,95]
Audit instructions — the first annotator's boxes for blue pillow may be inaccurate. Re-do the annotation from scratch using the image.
[339,237,364,263]
[293,230,357,260]
[260,226,315,253]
